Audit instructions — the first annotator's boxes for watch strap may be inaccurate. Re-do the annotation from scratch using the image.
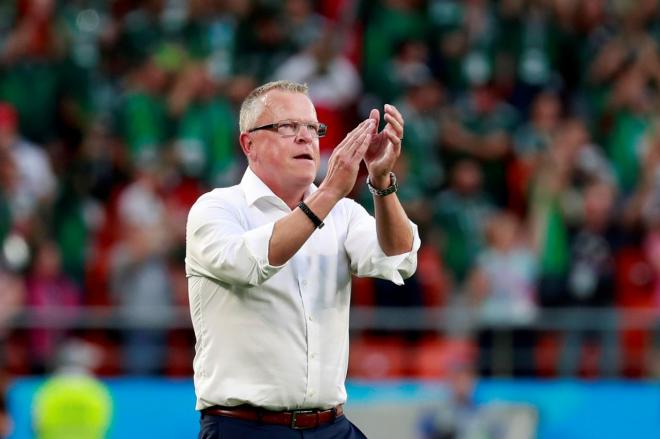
[366,172,398,197]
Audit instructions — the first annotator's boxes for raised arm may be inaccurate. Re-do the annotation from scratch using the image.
[363,104,414,256]
[267,119,375,265]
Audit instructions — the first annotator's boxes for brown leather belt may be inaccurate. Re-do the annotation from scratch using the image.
[201,404,344,430]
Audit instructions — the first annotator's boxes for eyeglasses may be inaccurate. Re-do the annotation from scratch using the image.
[248,120,327,138]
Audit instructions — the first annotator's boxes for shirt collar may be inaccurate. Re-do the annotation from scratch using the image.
[240,167,317,208]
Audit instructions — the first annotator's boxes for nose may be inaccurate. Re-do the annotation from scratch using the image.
[295,125,314,142]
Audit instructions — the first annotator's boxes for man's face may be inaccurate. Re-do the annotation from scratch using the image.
[247,90,320,192]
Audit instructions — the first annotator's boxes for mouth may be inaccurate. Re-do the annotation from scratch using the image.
[293,153,314,161]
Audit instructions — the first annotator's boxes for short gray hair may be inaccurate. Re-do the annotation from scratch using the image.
[239,80,309,132]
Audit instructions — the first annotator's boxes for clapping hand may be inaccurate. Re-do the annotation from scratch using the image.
[320,119,374,199]
[364,104,404,187]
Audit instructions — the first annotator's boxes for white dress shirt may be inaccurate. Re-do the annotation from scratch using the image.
[186,168,420,411]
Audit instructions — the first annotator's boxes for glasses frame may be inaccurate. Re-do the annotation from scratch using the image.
[248,120,327,138]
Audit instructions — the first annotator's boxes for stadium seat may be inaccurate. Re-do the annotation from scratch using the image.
[534,332,560,378]
[410,336,476,379]
[348,336,408,379]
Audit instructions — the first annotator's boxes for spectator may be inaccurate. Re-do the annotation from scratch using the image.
[427,0,502,94]
[232,3,295,82]
[395,71,446,194]
[170,63,240,187]
[362,0,429,100]
[531,117,613,308]
[510,91,562,210]
[559,180,622,377]
[273,27,362,180]
[25,241,81,374]
[110,165,174,375]
[115,0,167,66]
[0,0,64,142]
[0,102,57,229]
[418,358,484,439]
[602,64,655,195]
[378,38,432,105]
[32,339,112,439]
[441,82,519,206]
[418,355,538,439]
[433,159,494,286]
[283,0,328,52]
[467,211,538,377]
[513,92,561,172]
[116,47,179,167]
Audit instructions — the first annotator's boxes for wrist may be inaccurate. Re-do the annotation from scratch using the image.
[367,172,398,197]
[368,173,391,190]
[298,201,324,229]
[313,185,343,205]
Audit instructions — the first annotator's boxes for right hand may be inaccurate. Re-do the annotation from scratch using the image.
[319,119,374,199]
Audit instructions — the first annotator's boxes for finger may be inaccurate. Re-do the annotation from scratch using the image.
[369,109,380,131]
[384,129,402,156]
[346,119,373,141]
[353,132,372,160]
[384,113,404,139]
[334,119,371,152]
[384,104,404,137]
[346,119,375,155]
[349,128,371,159]
[384,103,404,125]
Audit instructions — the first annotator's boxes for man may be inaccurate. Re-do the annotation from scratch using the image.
[32,340,113,439]
[186,80,420,438]
[0,102,57,225]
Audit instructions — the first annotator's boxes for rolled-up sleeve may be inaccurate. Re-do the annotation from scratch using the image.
[343,201,421,285]
[185,197,283,286]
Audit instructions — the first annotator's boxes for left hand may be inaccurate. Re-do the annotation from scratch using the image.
[364,104,404,188]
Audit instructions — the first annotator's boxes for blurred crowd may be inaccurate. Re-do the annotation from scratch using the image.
[0,0,659,380]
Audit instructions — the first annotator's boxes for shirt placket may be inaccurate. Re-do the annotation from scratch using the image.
[297,245,321,408]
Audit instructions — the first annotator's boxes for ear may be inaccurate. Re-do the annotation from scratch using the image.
[239,132,253,157]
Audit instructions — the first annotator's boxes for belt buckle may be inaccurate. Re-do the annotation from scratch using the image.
[290,409,315,429]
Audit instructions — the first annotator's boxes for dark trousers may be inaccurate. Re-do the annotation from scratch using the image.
[199,413,368,439]
[477,327,536,377]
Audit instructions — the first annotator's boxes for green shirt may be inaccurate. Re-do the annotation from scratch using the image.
[362,5,429,99]
[176,98,238,186]
[605,109,648,194]
[0,61,60,142]
[433,190,493,282]
[118,90,170,165]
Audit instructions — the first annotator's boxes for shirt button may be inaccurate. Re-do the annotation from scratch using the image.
[311,353,316,359]
[308,315,313,322]
[301,279,308,286]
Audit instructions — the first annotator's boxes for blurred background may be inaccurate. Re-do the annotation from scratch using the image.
[0,0,659,438]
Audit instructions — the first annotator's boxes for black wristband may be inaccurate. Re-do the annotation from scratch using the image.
[298,201,325,229]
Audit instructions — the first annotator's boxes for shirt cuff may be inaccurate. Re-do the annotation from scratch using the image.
[370,222,421,285]
[243,222,285,280]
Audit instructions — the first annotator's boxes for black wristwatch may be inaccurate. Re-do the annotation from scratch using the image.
[366,172,398,197]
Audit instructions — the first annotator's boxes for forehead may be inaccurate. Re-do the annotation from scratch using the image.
[258,90,317,122]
